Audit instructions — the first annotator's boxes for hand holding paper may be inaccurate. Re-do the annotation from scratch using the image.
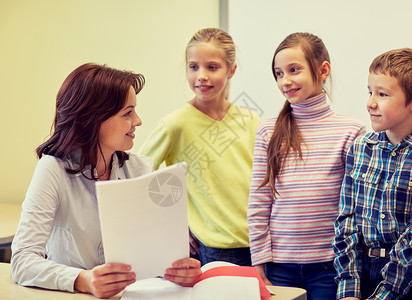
[164,258,202,287]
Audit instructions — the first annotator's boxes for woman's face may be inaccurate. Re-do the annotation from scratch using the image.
[99,86,142,160]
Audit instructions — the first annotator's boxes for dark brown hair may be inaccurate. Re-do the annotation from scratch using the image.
[369,48,412,105]
[260,33,331,197]
[36,63,145,180]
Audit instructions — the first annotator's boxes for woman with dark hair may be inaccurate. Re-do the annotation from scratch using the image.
[11,63,201,298]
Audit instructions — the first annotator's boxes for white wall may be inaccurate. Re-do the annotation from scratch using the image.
[0,0,219,203]
[227,0,412,130]
[3,0,410,204]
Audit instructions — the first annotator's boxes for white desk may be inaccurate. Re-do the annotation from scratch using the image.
[1,263,306,299]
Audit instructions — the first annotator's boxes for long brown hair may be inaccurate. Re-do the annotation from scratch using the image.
[36,63,145,180]
[259,33,331,197]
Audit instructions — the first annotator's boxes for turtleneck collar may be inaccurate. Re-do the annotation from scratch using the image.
[290,93,333,121]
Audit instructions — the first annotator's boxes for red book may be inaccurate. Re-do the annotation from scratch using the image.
[197,265,272,300]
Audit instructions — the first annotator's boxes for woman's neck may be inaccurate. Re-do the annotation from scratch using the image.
[96,153,113,181]
[189,97,230,121]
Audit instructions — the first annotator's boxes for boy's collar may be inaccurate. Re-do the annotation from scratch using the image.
[403,132,412,146]
[365,131,412,148]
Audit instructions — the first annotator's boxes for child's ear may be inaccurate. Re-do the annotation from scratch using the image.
[228,63,237,79]
[320,61,331,81]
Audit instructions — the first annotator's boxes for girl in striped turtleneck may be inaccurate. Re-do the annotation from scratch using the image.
[247,32,365,300]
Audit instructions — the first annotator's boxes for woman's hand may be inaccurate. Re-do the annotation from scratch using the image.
[254,264,272,286]
[164,258,202,287]
[74,263,136,298]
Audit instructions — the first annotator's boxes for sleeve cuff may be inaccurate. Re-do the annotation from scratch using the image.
[251,254,272,266]
[369,284,399,300]
[58,267,83,292]
[336,279,361,299]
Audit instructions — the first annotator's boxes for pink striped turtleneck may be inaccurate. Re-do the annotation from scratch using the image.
[248,93,365,265]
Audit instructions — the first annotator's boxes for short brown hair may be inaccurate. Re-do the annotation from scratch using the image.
[369,48,412,105]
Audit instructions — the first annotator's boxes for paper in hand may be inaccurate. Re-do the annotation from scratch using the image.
[96,162,189,280]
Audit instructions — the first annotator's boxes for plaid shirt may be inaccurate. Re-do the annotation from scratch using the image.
[333,131,412,300]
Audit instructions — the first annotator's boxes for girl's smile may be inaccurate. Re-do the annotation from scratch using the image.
[284,88,301,97]
[196,85,214,92]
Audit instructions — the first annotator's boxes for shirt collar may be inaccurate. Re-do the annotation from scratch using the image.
[65,149,83,177]
[365,131,412,149]
[109,154,125,180]
[66,150,124,180]
[403,133,412,146]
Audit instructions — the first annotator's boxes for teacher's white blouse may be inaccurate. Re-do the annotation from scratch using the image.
[11,152,153,292]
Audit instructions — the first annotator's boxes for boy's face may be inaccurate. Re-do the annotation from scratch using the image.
[367,72,412,145]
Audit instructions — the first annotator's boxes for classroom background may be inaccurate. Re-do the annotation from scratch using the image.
[1,0,411,205]
[0,0,220,204]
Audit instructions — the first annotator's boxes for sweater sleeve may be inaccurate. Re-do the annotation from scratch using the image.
[139,119,172,170]
[247,127,273,266]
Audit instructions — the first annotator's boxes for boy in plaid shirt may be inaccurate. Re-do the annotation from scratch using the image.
[333,48,412,300]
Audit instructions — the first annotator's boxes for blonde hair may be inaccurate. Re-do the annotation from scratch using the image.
[186,28,236,66]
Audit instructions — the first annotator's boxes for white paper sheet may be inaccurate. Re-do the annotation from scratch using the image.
[121,278,192,300]
[96,162,189,280]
